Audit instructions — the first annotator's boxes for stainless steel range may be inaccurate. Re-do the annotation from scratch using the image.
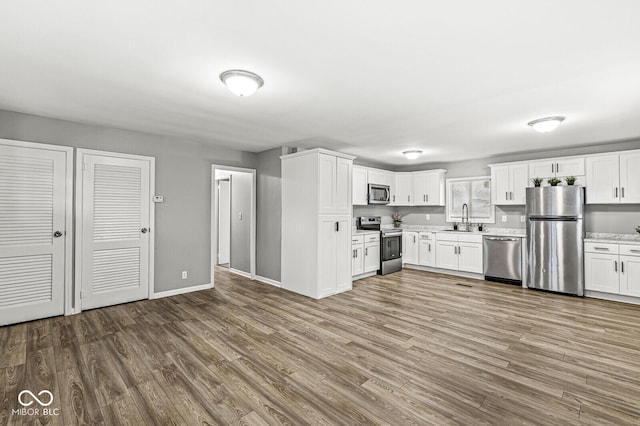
[357,216,403,275]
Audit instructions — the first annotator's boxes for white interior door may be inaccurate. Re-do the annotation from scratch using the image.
[0,142,69,325]
[79,151,153,310]
[217,179,230,265]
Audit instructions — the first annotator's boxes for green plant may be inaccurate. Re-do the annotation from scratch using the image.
[548,177,562,186]
[532,177,543,187]
[636,225,640,234]
[565,176,577,185]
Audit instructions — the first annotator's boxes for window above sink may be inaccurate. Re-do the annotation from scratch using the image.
[446,176,495,224]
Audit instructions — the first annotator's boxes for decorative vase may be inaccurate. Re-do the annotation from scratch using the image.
[567,182,575,186]
[478,226,483,231]
[534,184,541,187]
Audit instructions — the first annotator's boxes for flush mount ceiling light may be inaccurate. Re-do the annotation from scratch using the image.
[402,150,423,160]
[528,116,566,133]
[219,69,264,97]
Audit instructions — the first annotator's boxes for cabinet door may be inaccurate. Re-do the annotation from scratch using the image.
[395,173,414,206]
[352,245,364,276]
[584,252,619,293]
[458,242,483,273]
[335,157,352,214]
[619,151,640,204]
[368,169,393,186]
[318,216,338,297]
[491,165,511,204]
[419,235,435,267]
[620,255,640,297]
[425,171,446,206]
[529,160,555,179]
[352,166,368,206]
[335,216,352,293]
[586,154,620,204]
[436,240,458,270]
[364,243,380,273]
[510,163,529,205]
[413,172,428,206]
[403,232,419,264]
[555,158,585,178]
[318,154,336,214]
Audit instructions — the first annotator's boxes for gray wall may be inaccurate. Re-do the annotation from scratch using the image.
[0,109,256,293]
[229,172,252,274]
[256,148,282,282]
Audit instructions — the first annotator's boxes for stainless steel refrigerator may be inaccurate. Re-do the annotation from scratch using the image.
[526,186,585,296]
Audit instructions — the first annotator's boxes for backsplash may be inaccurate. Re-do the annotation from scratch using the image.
[354,204,640,234]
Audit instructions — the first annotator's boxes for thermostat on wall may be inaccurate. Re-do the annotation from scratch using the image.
[153,195,164,203]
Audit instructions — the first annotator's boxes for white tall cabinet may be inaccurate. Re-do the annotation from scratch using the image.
[281,149,355,299]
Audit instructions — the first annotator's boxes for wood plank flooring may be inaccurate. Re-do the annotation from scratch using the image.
[2,267,640,425]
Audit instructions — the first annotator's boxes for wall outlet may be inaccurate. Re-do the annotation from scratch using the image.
[520,215,525,223]
[501,215,508,223]
[425,214,431,221]
[181,271,187,279]
[238,212,243,220]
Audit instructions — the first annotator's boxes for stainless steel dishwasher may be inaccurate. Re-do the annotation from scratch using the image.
[483,236,522,285]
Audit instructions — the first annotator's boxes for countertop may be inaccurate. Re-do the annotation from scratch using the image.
[353,229,380,236]
[585,232,640,245]
[392,225,526,238]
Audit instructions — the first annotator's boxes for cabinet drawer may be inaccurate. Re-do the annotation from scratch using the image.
[365,233,380,243]
[584,242,619,254]
[458,233,483,243]
[352,235,364,245]
[620,244,640,256]
[419,232,434,240]
[436,232,458,242]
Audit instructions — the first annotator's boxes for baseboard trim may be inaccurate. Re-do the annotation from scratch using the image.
[151,283,213,299]
[402,264,484,281]
[229,268,252,279]
[585,290,640,305]
[255,275,281,287]
[353,271,377,281]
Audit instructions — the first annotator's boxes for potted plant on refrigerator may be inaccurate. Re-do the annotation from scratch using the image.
[532,177,543,187]
[548,177,562,186]
[565,176,577,185]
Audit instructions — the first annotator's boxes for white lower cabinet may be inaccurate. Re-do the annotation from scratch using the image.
[435,233,483,273]
[403,231,419,264]
[585,242,640,297]
[352,232,380,278]
[352,235,364,276]
[418,232,435,267]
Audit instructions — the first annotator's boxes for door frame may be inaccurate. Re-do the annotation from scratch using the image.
[211,165,256,286]
[0,138,75,315]
[75,148,155,313]
[216,178,231,265]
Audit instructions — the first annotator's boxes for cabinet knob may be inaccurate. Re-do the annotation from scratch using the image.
[53,231,63,238]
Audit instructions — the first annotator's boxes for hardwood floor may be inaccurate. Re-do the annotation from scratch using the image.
[2,267,640,425]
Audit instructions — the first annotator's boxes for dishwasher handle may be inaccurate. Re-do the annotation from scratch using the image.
[484,237,521,242]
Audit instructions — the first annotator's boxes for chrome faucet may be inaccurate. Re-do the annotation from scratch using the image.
[461,203,470,232]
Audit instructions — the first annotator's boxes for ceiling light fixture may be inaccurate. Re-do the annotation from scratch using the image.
[219,69,264,97]
[527,116,566,133]
[403,150,423,160]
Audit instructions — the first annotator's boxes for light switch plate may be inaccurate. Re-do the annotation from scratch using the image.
[502,215,508,223]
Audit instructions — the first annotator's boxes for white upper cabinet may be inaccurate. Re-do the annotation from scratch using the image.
[529,156,585,179]
[585,154,619,204]
[368,168,394,186]
[395,173,414,206]
[320,154,352,214]
[413,170,446,206]
[619,151,640,203]
[490,163,528,205]
[586,150,640,204]
[352,166,368,206]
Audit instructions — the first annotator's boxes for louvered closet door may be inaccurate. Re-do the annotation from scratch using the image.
[80,154,151,310]
[0,144,67,325]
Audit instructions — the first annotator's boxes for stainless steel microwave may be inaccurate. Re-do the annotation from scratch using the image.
[368,184,390,205]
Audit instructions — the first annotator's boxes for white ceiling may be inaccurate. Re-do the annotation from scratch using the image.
[1,1,640,166]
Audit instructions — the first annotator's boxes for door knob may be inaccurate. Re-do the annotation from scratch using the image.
[141,228,149,233]
[53,231,63,238]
